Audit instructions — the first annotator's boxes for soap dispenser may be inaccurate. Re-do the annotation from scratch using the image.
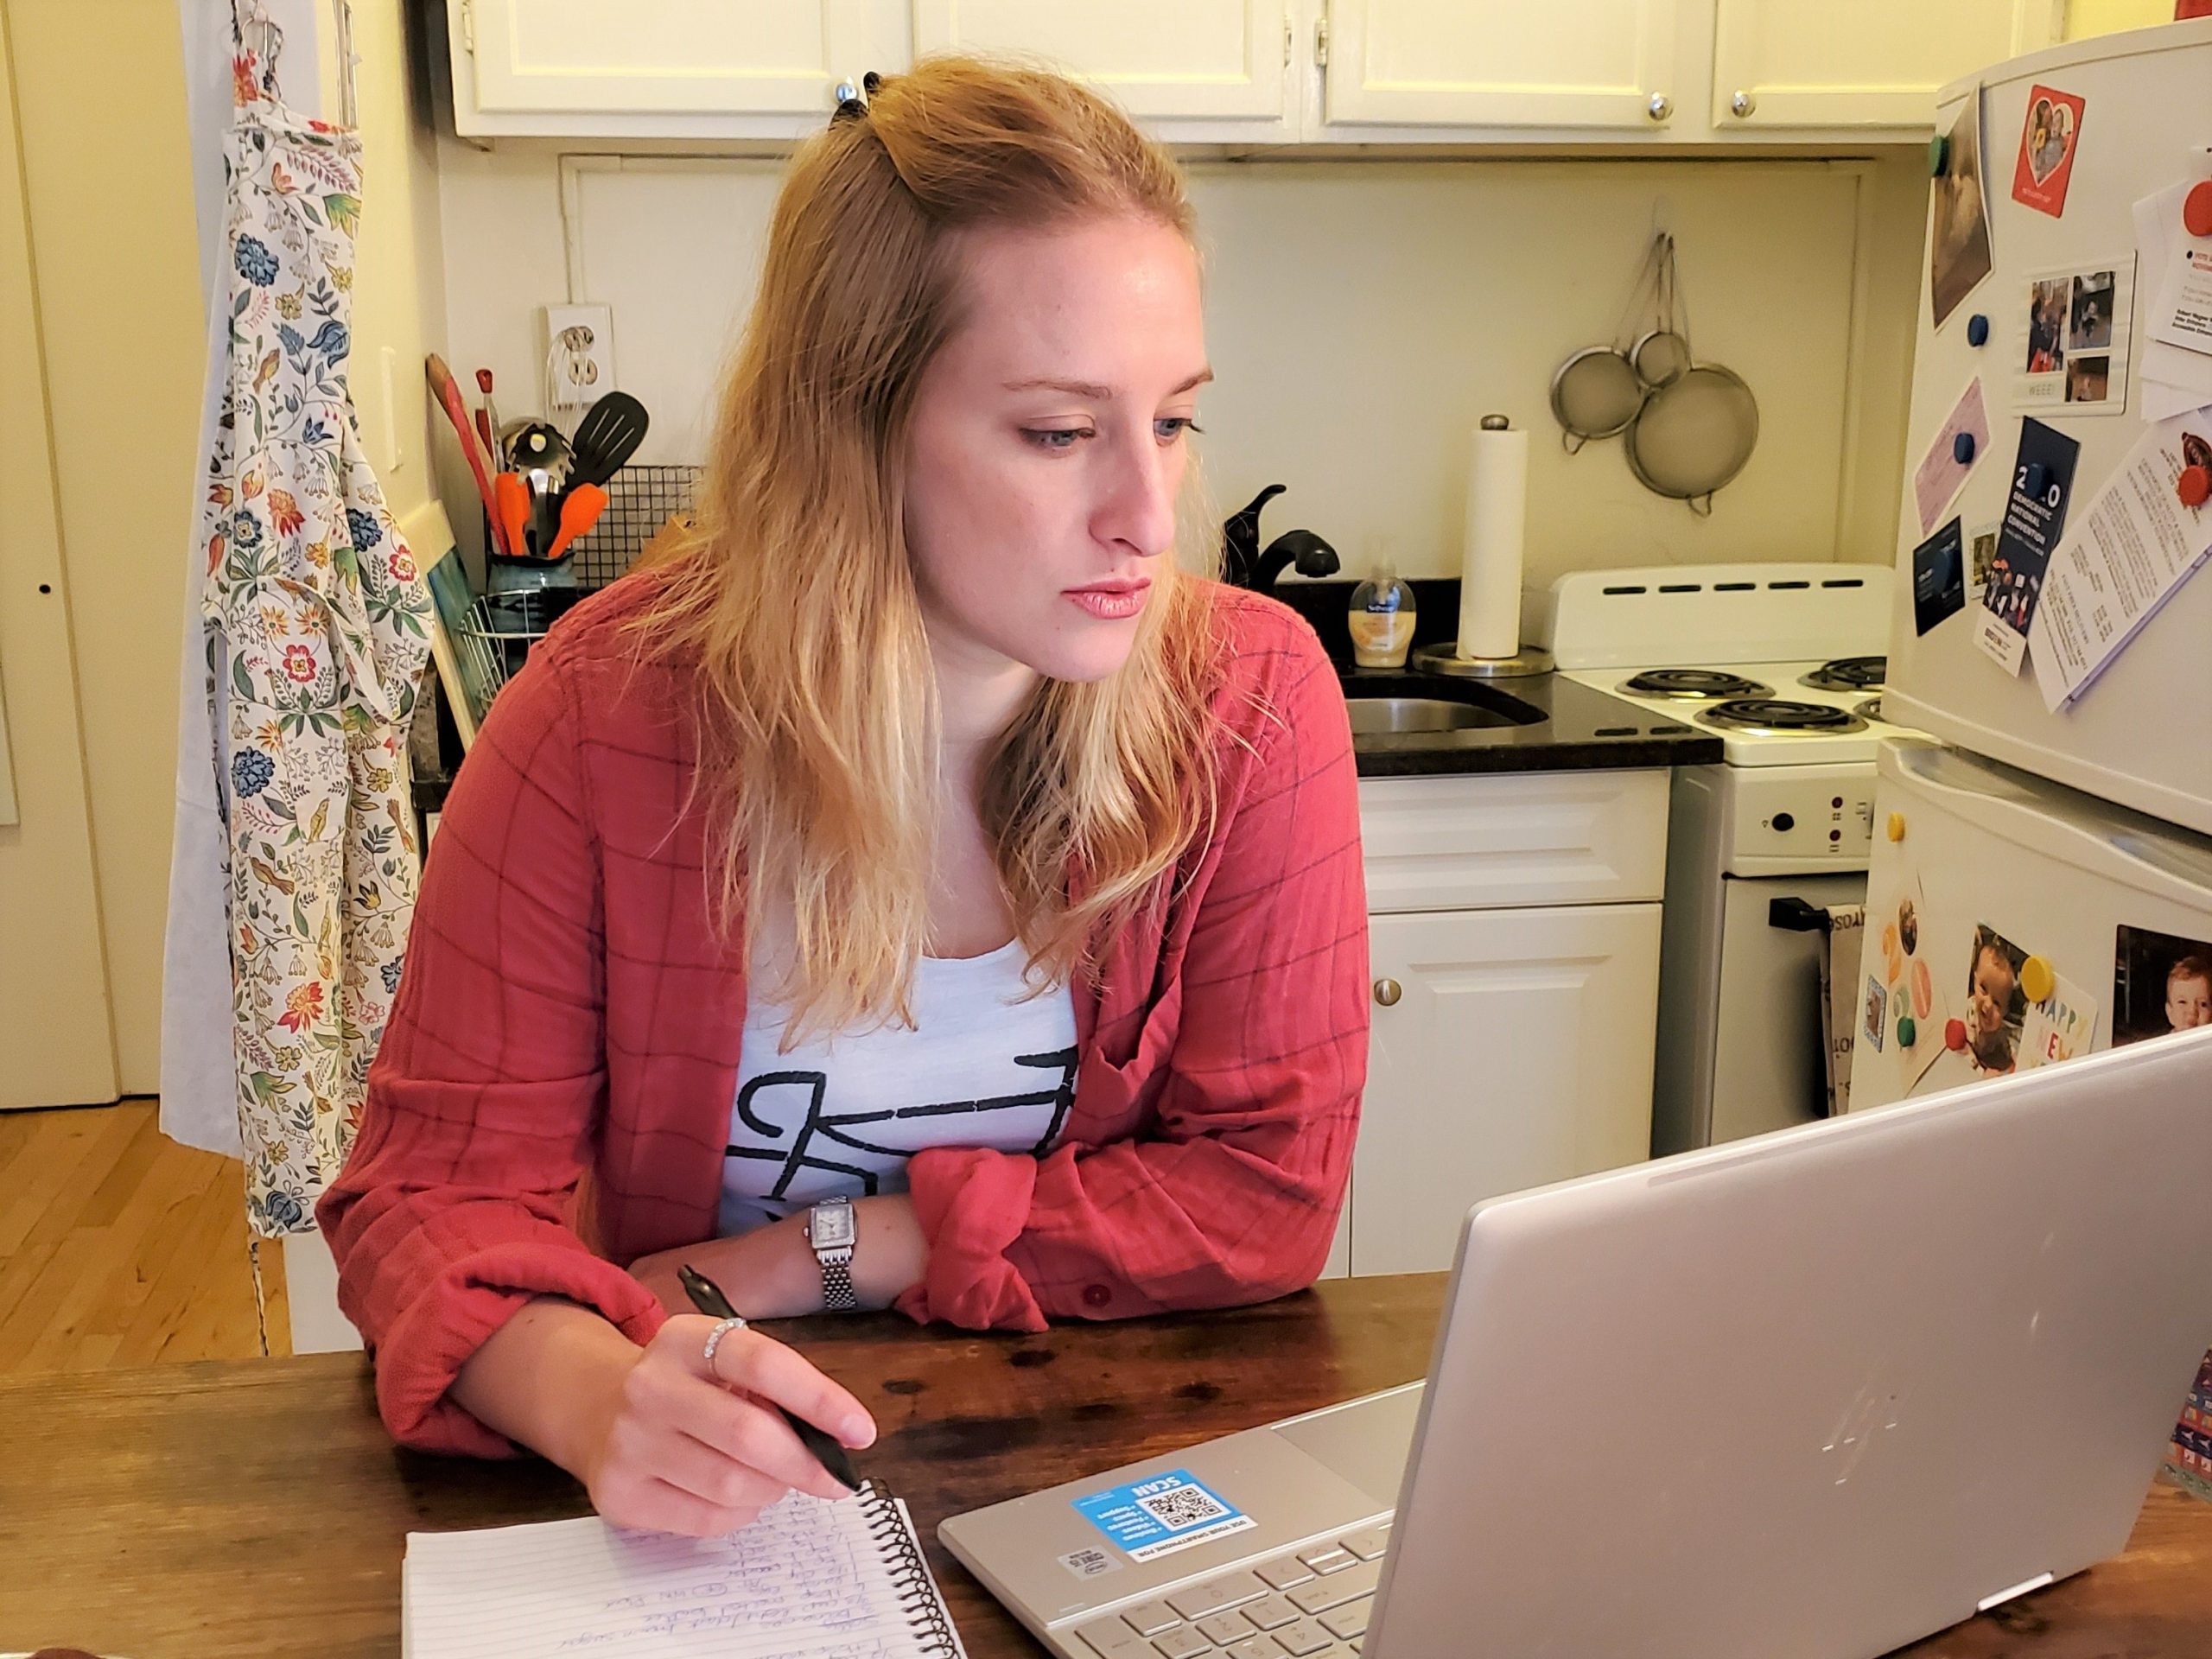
[1348,542,1415,670]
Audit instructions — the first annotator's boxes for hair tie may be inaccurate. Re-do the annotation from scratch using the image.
[833,70,885,124]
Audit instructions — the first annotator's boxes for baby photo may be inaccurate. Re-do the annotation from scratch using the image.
[2114,925,2212,1046]
[1965,923,2031,1074]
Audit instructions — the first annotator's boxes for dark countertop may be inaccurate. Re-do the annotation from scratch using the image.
[1340,664,1725,778]
[1271,575,1725,779]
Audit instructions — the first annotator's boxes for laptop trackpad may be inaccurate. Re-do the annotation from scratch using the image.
[1269,1382,1425,1509]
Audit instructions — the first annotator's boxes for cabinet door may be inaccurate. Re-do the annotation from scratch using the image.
[1320,0,1682,130]
[913,1,1295,130]
[1710,0,2060,130]
[461,0,893,117]
[1351,903,1661,1277]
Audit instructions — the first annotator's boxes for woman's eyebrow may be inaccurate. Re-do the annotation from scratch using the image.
[1002,368,1214,399]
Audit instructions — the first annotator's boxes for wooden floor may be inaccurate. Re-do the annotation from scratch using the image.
[0,1098,290,1376]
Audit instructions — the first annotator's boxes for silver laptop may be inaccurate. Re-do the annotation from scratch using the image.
[940,1026,2212,1659]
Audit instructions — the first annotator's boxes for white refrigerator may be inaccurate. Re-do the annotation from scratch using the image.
[1853,19,2212,1118]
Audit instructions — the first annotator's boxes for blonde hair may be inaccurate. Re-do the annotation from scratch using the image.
[640,54,1224,1039]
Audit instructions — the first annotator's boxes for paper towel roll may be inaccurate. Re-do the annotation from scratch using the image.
[1458,416,1528,660]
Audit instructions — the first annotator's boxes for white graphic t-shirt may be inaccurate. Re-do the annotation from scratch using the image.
[718,936,1080,1236]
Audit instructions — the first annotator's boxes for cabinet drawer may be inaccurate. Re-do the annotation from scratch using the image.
[1358,769,1668,913]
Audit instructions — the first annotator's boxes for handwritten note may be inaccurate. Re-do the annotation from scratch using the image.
[404,1493,957,1659]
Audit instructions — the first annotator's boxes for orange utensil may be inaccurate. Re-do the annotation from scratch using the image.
[494,472,533,561]
[426,353,504,554]
[544,483,608,563]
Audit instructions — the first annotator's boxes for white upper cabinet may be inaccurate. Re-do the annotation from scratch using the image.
[1319,0,1682,132]
[447,0,2058,143]
[1707,0,2061,130]
[912,1,1298,137]
[450,0,908,138]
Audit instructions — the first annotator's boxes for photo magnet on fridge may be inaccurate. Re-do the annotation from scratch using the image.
[1973,418,2081,675]
[1912,518,1967,635]
[2012,85,2085,219]
[1930,95,1994,329]
[2113,925,2212,1046]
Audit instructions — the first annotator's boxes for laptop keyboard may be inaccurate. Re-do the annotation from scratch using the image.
[1071,1522,1390,1659]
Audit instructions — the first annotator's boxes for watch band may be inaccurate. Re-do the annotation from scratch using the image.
[807,1197,860,1313]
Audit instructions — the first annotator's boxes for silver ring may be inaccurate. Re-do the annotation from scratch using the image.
[702,1314,748,1369]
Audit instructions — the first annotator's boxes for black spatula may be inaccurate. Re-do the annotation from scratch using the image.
[567,392,650,489]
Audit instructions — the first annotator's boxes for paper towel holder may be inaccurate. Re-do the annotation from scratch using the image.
[1414,414,1554,679]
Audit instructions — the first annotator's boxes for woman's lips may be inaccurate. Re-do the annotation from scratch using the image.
[1065,579,1150,620]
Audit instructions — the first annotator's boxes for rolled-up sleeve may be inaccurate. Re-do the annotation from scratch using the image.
[315,642,665,1455]
[898,613,1368,1331]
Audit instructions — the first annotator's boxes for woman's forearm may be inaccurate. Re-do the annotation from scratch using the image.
[449,1299,638,1476]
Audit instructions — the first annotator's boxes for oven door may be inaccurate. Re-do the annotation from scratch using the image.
[1707,870,1866,1146]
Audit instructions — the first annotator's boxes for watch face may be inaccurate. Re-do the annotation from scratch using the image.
[810,1200,856,1249]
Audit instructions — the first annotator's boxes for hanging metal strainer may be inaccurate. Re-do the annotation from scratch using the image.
[1624,363,1760,514]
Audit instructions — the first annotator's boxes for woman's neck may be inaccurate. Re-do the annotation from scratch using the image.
[928,626,1040,776]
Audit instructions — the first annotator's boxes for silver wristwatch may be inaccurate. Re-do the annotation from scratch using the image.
[804,1196,859,1311]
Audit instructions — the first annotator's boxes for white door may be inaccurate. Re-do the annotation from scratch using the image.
[1319,0,1681,130]
[1850,741,2212,1115]
[1351,901,1662,1276]
[913,0,1295,130]
[0,22,118,1110]
[1709,0,2058,130]
[458,0,898,117]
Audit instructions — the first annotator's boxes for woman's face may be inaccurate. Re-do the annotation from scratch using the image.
[901,214,1209,686]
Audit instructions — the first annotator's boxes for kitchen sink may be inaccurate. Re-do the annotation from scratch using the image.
[1342,674,1545,735]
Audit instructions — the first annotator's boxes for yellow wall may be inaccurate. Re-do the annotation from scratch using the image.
[2067,0,2177,36]
[8,0,203,1096]
[339,2,451,527]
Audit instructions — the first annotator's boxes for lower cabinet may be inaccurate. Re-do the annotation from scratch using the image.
[1348,902,1663,1276]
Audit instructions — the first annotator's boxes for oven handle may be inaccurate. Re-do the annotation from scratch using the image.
[1768,896,1830,932]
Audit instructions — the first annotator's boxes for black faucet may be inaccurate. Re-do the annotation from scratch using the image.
[1222,484,1340,591]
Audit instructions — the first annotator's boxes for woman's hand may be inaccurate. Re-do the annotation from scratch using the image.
[629,1195,932,1319]
[574,1313,878,1536]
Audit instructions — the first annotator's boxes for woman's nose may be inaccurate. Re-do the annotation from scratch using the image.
[1092,428,1179,561]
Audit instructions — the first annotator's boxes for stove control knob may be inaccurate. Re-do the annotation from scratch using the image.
[1772,811,1796,832]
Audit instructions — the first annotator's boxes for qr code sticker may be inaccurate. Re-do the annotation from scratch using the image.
[1136,1484,1231,1529]
[1058,1546,1122,1580]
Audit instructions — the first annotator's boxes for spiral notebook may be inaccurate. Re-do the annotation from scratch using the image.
[403,1483,963,1658]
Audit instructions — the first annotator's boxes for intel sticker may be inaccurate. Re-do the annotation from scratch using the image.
[1071,1469,1255,1563]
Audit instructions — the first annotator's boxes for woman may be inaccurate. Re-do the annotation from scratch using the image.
[318,56,1368,1539]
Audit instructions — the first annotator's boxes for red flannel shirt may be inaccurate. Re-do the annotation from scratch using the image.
[317,570,1369,1455]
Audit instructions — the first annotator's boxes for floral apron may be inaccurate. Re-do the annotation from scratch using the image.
[197,2,431,1235]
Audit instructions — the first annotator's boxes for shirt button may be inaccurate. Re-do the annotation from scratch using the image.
[1082,1284,1111,1309]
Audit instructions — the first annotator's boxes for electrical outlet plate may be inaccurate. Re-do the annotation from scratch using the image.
[543,302,615,410]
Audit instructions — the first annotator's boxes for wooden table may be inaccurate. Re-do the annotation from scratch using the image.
[4,1273,2210,1657]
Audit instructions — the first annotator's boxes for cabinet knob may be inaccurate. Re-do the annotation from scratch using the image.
[1373,978,1402,1007]
[1647,93,1671,122]
[1730,90,1756,119]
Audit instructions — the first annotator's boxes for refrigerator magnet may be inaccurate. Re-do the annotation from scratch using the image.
[2012,86,2085,219]
[2014,257,2134,416]
[1931,95,1995,329]
[2113,925,2212,1046]
[2018,963,2098,1069]
[1911,518,1967,636]
[1912,379,1992,533]
[1974,418,2081,675]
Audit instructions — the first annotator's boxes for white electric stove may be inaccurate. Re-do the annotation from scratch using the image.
[1528,563,1916,1154]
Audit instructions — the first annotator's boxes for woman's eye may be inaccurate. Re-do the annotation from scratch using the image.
[1023,428,1090,451]
[1156,417,1205,442]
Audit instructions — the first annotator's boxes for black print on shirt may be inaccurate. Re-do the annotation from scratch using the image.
[725,1045,1080,1199]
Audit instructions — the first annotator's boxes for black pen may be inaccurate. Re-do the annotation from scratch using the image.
[677,1261,863,1493]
